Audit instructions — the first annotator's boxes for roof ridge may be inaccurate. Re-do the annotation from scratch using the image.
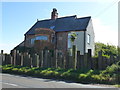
[37,15,77,22]
[57,15,77,19]
[77,16,91,19]
[38,19,55,22]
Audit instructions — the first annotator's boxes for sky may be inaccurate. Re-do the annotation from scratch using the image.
[0,0,119,53]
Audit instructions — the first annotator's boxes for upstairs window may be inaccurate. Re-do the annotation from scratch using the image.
[87,34,90,44]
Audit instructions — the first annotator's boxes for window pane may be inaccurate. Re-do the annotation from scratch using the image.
[31,38,35,44]
[36,36,48,40]
[87,34,90,44]
[68,33,72,49]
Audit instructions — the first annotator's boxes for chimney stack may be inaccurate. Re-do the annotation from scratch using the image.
[51,8,58,19]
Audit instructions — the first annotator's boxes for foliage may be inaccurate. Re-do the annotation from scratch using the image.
[70,32,77,44]
[1,61,120,86]
[118,46,120,57]
[100,61,120,84]
[95,42,118,57]
[102,54,110,59]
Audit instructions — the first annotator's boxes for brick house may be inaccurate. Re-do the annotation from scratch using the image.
[16,8,95,56]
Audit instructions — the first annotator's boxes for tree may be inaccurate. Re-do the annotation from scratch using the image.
[70,32,77,69]
[95,42,118,57]
[70,32,77,45]
[118,46,120,57]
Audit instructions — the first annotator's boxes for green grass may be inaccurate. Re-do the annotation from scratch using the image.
[114,84,120,88]
[1,61,120,85]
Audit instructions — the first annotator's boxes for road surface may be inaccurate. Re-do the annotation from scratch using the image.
[0,73,118,89]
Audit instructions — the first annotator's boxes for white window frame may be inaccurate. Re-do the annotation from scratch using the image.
[87,34,90,44]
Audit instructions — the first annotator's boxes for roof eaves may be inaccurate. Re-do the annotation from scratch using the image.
[24,21,38,35]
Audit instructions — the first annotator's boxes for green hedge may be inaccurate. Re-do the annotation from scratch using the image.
[1,61,120,86]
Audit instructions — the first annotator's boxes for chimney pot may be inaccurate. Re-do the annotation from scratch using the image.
[51,8,58,19]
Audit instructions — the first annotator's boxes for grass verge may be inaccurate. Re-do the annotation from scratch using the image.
[1,61,120,87]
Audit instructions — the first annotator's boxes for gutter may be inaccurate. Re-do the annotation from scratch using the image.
[84,30,86,54]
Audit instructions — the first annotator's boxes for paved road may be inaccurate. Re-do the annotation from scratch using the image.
[0,73,118,89]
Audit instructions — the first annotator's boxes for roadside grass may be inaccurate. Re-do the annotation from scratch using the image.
[0,61,120,87]
[114,84,120,88]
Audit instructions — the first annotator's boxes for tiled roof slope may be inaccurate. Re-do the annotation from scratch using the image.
[25,15,91,35]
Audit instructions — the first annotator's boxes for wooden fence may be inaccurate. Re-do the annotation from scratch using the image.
[0,49,119,70]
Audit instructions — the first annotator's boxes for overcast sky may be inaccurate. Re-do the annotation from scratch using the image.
[0,0,119,53]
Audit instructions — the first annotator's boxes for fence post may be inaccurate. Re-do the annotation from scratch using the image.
[76,51,80,69]
[98,50,103,70]
[32,54,37,67]
[84,53,88,69]
[30,57,33,67]
[10,56,13,65]
[72,45,77,69]
[43,50,49,68]
[47,50,51,67]
[16,50,21,65]
[80,55,84,70]
[65,51,70,69]
[57,51,63,68]
[63,55,66,69]
[23,52,31,67]
[36,55,39,67]
[0,50,4,65]
[107,57,110,66]
[0,50,3,65]
[21,53,23,66]
[110,55,114,65]
[87,49,92,69]
[38,51,42,68]
[5,54,11,65]
[41,51,44,67]
[91,57,96,70]
[10,50,14,65]
[13,50,17,66]
[54,50,58,68]
[102,57,106,69]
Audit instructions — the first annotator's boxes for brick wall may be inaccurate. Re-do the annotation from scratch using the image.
[24,28,55,50]
[56,32,68,54]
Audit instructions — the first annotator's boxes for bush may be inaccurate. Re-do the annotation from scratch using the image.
[2,66,13,73]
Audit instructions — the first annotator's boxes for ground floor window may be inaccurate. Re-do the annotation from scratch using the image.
[31,35,48,44]
[68,33,72,49]
[36,36,48,40]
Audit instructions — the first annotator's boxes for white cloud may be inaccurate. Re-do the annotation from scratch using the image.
[92,18,118,46]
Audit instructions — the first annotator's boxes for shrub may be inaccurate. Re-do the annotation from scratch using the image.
[61,71,71,79]
[102,55,110,59]
[12,68,19,74]
[2,66,13,73]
